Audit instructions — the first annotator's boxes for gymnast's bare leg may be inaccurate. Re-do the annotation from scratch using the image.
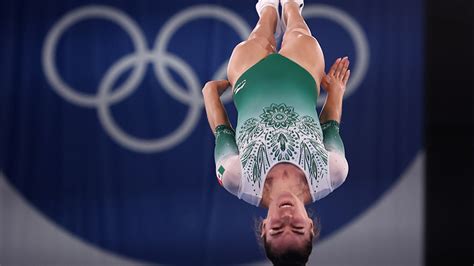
[227,6,278,88]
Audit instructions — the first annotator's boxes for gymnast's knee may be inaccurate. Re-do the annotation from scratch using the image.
[283,28,315,43]
[247,34,276,52]
[285,22,312,36]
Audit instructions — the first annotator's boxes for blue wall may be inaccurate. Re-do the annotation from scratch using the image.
[0,0,423,264]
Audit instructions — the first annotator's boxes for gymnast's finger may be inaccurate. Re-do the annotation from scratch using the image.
[335,57,346,78]
[343,69,351,84]
[217,80,230,88]
[341,58,350,78]
[328,58,341,77]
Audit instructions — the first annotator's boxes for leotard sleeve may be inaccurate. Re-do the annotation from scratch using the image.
[321,120,349,190]
[214,124,242,196]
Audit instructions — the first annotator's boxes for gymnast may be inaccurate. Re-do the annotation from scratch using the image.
[203,0,349,264]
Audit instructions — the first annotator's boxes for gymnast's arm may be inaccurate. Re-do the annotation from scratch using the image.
[202,80,241,196]
[320,57,350,190]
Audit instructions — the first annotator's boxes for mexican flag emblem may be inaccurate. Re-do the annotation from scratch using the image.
[216,165,225,186]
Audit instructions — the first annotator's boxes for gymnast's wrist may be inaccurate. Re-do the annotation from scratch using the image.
[320,106,341,124]
[326,90,344,101]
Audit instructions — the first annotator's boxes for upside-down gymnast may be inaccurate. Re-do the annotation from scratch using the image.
[203,0,349,264]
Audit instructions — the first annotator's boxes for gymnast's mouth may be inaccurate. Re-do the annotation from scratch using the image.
[279,201,294,208]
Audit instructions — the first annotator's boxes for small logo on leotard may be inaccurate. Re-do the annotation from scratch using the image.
[234,79,247,95]
[217,165,225,186]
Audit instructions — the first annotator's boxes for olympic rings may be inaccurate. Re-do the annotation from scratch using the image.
[42,4,369,153]
[42,5,250,153]
[42,5,148,107]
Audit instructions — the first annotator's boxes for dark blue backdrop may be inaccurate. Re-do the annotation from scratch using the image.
[0,0,423,264]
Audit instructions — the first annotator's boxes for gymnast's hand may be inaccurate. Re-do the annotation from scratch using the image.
[202,80,231,97]
[321,57,350,96]
[319,57,350,123]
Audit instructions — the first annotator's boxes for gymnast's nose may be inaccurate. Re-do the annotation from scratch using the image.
[280,213,293,223]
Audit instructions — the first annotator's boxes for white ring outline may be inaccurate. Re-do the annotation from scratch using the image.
[42,5,251,153]
[152,5,251,105]
[303,4,370,107]
[42,5,148,108]
[42,4,368,153]
[97,53,202,153]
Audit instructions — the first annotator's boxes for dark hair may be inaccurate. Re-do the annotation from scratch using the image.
[262,233,312,266]
[254,209,320,266]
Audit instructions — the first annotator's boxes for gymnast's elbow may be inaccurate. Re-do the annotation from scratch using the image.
[215,155,242,196]
[328,151,349,190]
[222,175,241,196]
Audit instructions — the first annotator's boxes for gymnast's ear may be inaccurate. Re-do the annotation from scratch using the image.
[260,219,267,238]
[309,219,315,238]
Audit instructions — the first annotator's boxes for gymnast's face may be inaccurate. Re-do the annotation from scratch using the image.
[261,192,314,253]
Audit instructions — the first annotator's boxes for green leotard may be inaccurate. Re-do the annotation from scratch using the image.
[214,53,346,206]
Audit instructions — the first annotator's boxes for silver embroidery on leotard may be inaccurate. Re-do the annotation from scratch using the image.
[237,103,328,190]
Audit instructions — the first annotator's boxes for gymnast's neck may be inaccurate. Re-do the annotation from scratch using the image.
[259,163,313,208]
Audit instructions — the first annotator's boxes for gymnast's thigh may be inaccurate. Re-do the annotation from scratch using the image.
[279,31,325,92]
[227,37,274,88]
